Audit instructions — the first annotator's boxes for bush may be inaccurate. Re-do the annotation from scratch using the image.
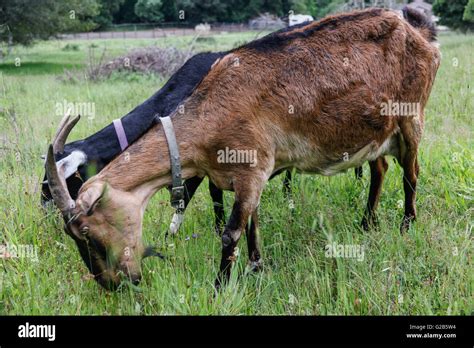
[62,44,79,51]
[96,46,194,79]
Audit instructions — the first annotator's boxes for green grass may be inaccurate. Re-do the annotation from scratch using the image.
[0,31,263,75]
[0,32,472,315]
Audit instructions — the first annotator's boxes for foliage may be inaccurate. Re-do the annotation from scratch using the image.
[114,0,141,23]
[161,0,178,21]
[97,0,340,26]
[94,0,125,28]
[290,0,318,17]
[0,0,354,43]
[89,46,194,80]
[134,0,164,23]
[433,0,474,32]
[0,0,100,46]
[463,0,474,22]
[4,0,439,43]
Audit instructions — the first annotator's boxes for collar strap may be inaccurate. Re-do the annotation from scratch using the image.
[113,119,129,151]
[156,116,185,211]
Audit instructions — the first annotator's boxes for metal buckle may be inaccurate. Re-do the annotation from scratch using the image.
[170,186,185,211]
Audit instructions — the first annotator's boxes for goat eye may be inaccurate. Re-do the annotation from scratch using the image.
[80,226,90,235]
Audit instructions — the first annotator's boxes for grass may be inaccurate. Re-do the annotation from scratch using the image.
[0,31,262,75]
[0,31,472,315]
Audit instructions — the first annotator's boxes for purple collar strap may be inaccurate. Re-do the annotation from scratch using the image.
[113,119,129,151]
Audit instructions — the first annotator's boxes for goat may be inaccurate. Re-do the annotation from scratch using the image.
[42,51,337,236]
[45,8,440,290]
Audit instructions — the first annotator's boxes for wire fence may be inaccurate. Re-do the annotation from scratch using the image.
[60,22,285,40]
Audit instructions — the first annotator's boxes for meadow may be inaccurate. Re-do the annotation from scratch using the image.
[0,31,472,315]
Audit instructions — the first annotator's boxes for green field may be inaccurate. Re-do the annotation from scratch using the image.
[0,32,472,315]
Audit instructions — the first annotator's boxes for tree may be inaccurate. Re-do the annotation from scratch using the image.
[463,0,474,22]
[134,0,164,22]
[288,0,345,18]
[114,0,140,23]
[289,0,318,16]
[433,0,474,32]
[195,0,229,22]
[161,0,178,21]
[94,0,125,28]
[174,0,229,23]
[0,0,100,46]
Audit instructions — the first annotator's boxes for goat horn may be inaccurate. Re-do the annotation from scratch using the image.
[52,110,71,149]
[52,112,80,154]
[45,144,75,215]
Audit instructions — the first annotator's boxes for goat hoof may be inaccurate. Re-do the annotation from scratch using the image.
[400,215,415,233]
[361,216,378,231]
[214,280,221,293]
[248,259,263,273]
[361,218,370,231]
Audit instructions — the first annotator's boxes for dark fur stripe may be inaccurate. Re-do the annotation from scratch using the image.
[402,6,437,42]
[235,8,384,53]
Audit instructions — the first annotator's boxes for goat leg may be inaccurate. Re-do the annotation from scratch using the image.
[208,181,225,235]
[215,178,264,289]
[399,121,421,233]
[401,154,419,232]
[361,157,388,230]
[245,210,262,272]
[282,170,292,198]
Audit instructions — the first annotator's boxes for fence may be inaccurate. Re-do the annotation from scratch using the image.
[60,22,283,41]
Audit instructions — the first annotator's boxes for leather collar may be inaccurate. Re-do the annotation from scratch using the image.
[156,115,185,211]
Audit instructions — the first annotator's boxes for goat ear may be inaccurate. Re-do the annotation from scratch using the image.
[56,150,87,180]
[78,182,108,216]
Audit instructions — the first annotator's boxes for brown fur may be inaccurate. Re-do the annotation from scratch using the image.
[60,9,440,289]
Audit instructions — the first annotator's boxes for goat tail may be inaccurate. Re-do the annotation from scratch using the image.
[402,6,437,42]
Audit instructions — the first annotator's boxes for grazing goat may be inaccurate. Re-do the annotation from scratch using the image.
[42,51,327,235]
[45,8,440,290]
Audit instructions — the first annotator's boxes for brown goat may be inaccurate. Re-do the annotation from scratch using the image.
[46,8,440,290]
